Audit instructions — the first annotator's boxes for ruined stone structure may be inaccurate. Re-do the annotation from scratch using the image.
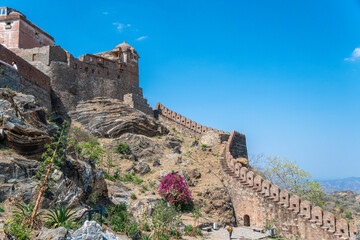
[0,7,152,115]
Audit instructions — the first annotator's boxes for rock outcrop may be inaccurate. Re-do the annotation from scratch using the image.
[0,89,55,156]
[37,227,68,240]
[0,154,108,207]
[69,98,168,138]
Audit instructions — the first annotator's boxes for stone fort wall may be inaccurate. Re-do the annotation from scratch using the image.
[14,45,153,115]
[221,131,357,240]
[155,102,232,142]
[0,44,51,110]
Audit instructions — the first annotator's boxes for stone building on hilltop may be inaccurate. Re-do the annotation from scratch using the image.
[0,7,152,115]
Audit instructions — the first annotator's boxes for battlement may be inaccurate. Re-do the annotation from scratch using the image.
[221,131,357,240]
[156,102,231,139]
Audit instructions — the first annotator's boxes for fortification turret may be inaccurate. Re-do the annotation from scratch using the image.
[112,41,139,64]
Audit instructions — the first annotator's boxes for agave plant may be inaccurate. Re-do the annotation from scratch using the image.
[45,205,76,229]
[12,202,43,227]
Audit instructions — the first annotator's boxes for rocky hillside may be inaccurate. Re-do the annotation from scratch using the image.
[0,91,236,239]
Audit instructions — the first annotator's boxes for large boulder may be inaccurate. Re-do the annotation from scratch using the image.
[37,227,68,240]
[69,98,168,138]
[66,221,122,240]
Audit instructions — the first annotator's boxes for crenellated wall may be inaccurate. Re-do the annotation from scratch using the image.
[156,102,233,141]
[221,131,357,240]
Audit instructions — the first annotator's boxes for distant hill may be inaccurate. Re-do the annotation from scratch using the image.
[319,177,360,194]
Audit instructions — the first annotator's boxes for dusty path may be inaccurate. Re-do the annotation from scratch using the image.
[200,226,269,240]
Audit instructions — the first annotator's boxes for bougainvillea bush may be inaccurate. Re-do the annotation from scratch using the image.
[158,173,192,206]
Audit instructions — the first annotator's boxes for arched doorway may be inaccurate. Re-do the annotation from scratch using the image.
[244,214,250,227]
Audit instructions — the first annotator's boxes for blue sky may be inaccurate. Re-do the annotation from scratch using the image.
[4,0,360,180]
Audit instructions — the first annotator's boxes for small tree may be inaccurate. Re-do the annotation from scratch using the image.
[30,122,68,227]
[263,156,325,207]
[158,173,192,206]
[192,207,202,235]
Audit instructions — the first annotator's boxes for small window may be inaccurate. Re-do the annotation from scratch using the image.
[5,21,11,29]
[315,216,319,220]
[273,193,277,196]
[73,63,77,69]
[32,54,37,61]
[293,204,296,208]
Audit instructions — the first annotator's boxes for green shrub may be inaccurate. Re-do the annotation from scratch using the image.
[4,219,32,240]
[77,140,105,163]
[116,142,131,155]
[196,228,203,236]
[110,215,126,232]
[0,205,4,212]
[143,222,151,231]
[345,211,353,219]
[107,203,129,233]
[130,193,137,200]
[140,233,152,240]
[133,176,143,185]
[126,221,139,236]
[184,225,193,234]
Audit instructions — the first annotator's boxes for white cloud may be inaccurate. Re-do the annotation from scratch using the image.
[102,11,109,15]
[112,22,131,32]
[136,36,148,41]
[345,48,360,61]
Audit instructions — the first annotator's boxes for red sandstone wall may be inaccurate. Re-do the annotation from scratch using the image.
[221,131,357,240]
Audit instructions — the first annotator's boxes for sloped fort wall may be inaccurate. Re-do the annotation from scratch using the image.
[221,131,357,240]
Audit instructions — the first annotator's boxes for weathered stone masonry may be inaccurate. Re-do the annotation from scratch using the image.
[221,131,357,240]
